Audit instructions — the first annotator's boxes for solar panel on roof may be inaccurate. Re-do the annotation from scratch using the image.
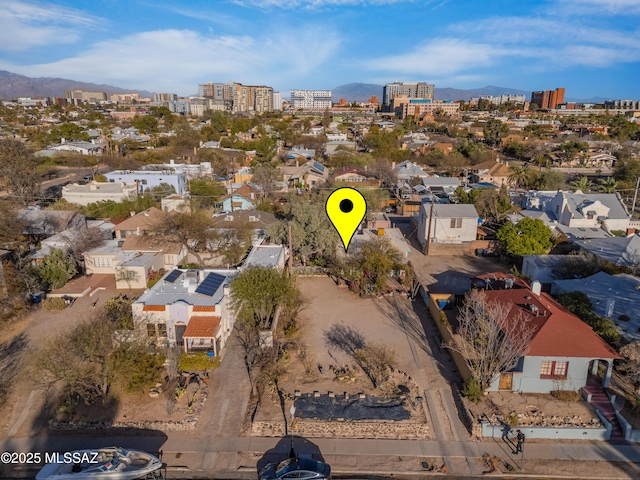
[165,270,182,283]
[195,272,225,297]
[313,161,325,172]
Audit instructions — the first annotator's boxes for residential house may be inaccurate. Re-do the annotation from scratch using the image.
[521,255,569,289]
[220,184,260,212]
[333,169,382,187]
[105,170,187,195]
[120,235,187,271]
[132,268,238,355]
[112,207,164,240]
[416,203,479,250]
[278,160,329,190]
[42,140,104,156]
[62,181,138,206]
[285,146,316,161]
[469,158,512,186]
[19,208,85,242]
[472,273,621,392]
[241,244,286,270]
[515,191,630,239]
[393,160,430,181]
[552,271,640,342]
[574,235,640,267]
[210,210,277,245]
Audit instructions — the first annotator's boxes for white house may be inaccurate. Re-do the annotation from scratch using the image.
[132,269,238,355]
[105,170,187,195]
[416,203,479,250]
[62,181,138,206]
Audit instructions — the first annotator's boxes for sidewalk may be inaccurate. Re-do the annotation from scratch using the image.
[2,433,640,479]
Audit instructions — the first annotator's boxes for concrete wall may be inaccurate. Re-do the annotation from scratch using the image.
[480,421,609,440]
[422,288,473,382]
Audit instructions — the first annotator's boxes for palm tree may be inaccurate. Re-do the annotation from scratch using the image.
[507,163,529,193]
[570,176,594,193]
[532,153,547,171]
[599,177,618,193]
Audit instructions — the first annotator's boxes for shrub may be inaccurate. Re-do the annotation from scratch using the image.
[551,390,581,402]
[462,377,483,403]
[506,412,519,427]
[43,297,67,311]
[178,352,221,372]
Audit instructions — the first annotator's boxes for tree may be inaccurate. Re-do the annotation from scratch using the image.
[251,164,279,195]
[0,139,41,206]
[538,168,565,190]
[474,186,513,224]
[267,194,339,266]
[569,176,594,193]
[37,248,77,289]
[496,217,555,257]
[150,209,214,265]
[599,177,618,193]
[324,323,396,389]
[507,163,530,193]
[0,203,27,251]
[60,227,105,271]
[230,266,298,330]
[560,140,588,165]
[557,291,621,346]
[131,114,158,134]
[345,237,402,295]
[188,178,226,208]
[609,114,639,141]
[447,289,534,392]
[483,119,509,147]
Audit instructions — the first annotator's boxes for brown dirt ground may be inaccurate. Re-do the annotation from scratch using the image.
[467,391,603,428]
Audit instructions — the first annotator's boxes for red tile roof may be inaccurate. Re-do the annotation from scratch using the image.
[183,316,221,338]
[480,274,621,360]
[193,306,217,312]
[143,305,166,311]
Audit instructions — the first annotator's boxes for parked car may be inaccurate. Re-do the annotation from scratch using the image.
[259,457,331,480]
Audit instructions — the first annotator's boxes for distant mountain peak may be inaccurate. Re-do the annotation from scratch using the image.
[0,70,154,99]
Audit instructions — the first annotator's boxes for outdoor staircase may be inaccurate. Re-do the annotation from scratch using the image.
[583,376,626,444]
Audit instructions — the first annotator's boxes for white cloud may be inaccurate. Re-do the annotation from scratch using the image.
[0,27,341,93]
[557,0,640,14]
[361,12,640,81]
[361,39,518,76]
[0,0,102,51]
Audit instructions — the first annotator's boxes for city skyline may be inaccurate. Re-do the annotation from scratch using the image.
[0,0,638,98]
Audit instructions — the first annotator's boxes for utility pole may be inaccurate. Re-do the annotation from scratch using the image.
[288,223,294,276]
[425,201,434,256]
[632,177,640,218]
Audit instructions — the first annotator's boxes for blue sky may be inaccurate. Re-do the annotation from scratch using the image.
[0,0,638,98]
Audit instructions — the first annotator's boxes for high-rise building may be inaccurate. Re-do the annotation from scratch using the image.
[531,88,565,109]
[382,82,434,108]
[153,93,177,103]
[272,92,282,111]
[290,90,332,109]
[64,89,107,103]
[197,82,274,112]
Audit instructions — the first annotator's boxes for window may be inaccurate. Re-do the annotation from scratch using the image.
[146,323,156,337]
[450,218,462,228]
[540,361,568,379]
[157,323,168,338]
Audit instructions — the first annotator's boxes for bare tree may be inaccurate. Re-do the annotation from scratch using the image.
[61,226,106,271]
[149,210,214,265]
[324,323,396,388]
[446,289,534,392]
[0,139,41,206]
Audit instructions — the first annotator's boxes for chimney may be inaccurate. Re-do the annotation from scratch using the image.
[531,280,542,296]
[61,137,66,144]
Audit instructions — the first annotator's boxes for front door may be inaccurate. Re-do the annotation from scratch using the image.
[499,373,513,390]
[175,323,186,346]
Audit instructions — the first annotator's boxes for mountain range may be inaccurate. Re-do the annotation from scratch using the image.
[331,82,608,104]
[0,71,609,104]
[0,70,153,100]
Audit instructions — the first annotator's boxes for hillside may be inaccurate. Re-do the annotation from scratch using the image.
[0,71,154,100]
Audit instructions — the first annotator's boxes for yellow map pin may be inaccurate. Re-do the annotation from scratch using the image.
[326,187,367,253]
